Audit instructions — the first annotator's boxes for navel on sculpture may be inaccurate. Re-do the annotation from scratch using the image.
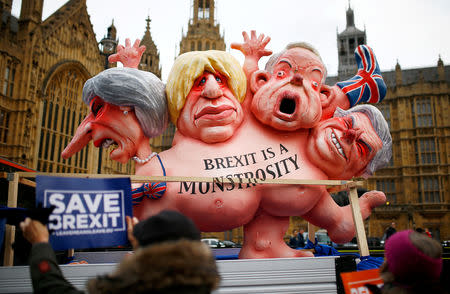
[62,32,392,259]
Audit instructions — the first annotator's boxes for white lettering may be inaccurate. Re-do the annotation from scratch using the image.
[49,193,65,214]
[48,215,61,230]
[103,213,108,227]
[62,214,76,230]
[104,193,120,212]
[66,194,86,214]
[108,213,121,227]
[89,214,102,228]
[76,214,88,229]
[83,193,102,213]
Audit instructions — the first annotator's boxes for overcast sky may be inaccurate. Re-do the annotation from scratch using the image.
[12,0,450,82]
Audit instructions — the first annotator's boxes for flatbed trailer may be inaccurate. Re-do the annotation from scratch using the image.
[1,172,372,293]
[0,256,341,294]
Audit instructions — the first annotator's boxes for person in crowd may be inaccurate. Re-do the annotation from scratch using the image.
[425,228,432,238]
[297,228,305,248]
[289,229,299,248]
[385,222,397,241]
[20,210,220,294]
[415,227,424,234]
[377,230,445,294]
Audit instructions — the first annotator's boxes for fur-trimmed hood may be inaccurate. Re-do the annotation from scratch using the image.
[87,240,220,294]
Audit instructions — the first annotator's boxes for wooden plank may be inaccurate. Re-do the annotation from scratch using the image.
[348,186,370,257]
[326,181,364,193]
[308,223,317,243]
[67,249,75,258]
[16,172,348,187]
[18,177,36,188]
[4,173,19,266]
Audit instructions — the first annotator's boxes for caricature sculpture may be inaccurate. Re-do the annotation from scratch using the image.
[62,34,392,259]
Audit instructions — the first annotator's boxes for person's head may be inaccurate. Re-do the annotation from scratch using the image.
[306,105,392,179]
[391,222,396,228]
[133,210,201,247]
[82,67,168,138]
[166,50,246,143]
[87,210,220,294]
[250,42,329,130]
[62,68,168,163]
[299,228,305,234]
[415,227,424,234]
[381,230,443,287]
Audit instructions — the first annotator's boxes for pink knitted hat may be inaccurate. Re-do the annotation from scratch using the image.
[385,230,442,282]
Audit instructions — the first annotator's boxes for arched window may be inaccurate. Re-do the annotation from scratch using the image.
[197,40,202,51]
[38,67,89,173]
[0,109,9,143]
[205,41,210,50]
[191,41,195,51]
[2,63,16,97]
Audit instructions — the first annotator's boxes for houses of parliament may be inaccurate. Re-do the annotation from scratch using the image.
[0,0,448,243]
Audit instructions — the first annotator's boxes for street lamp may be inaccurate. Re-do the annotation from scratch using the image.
[97,34,117,173]
[99,36,117,69]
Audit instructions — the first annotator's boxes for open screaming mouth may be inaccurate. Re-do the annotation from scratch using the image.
[279,97,296,115]
[95,138,118,149]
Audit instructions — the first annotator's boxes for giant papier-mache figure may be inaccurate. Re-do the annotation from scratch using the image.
[62,34,392,259]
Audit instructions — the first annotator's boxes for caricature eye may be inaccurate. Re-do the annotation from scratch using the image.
[199,77,207,85]
[215,76,222,83]
[277,71,285,78]
[91,99,104,117]
[312,81,319,89]
[357,140,370,157]
[344,117,353,129]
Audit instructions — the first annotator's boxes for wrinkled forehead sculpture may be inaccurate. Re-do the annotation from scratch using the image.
[166,50,246,124]
[265,42,328,82]
[82,67,168,138]
[334,105,392,177]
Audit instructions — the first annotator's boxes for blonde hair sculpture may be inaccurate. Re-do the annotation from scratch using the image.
[166,50,246,124]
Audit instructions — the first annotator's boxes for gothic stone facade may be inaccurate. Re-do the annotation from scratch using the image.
[0,0,140,176]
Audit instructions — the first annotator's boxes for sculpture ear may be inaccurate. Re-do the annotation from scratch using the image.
[320,85,350,120]
[250,70,271,94]
[319,84,333,106]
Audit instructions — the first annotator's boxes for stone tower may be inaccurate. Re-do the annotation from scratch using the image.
[99,20,118,69]
[139,16,162,78]
[337,3,366,79]
[179,0,226,54]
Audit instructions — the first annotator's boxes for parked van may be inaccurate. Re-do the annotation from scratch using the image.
[303,229,332,246]
[201,238,224,248]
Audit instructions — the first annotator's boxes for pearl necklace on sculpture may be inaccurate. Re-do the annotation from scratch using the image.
[132,152,157,164]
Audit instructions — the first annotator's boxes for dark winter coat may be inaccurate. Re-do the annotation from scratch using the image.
[30,240,220,294]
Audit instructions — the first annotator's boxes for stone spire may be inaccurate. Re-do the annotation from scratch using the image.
[337,3,367,79]
[395,59,402,85]
[139,16,161,78]
[437,55,445,81]
[346,2,355,27]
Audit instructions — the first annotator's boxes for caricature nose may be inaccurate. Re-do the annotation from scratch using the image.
[290,73,303,86]
[342,128,362,144]
[201,76,223,99]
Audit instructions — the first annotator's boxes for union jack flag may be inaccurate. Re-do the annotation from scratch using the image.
[132,181,167,206]
[337,45,387,107]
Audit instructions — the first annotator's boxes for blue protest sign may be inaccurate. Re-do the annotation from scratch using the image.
[36,176,132,251]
